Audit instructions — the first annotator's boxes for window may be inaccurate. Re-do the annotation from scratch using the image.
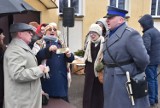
[109,0,129,11]
[151,0,160,17]
[59,0,83,16]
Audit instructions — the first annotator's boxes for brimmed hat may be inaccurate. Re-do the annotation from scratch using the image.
[89,24,102,36]
[10,23,33,33]
[104,6,128,18]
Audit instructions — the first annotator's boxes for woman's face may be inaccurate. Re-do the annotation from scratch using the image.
[41,26,45,35]
[89,31,100,41]
[45,26,57,36]
[0,33,5,42]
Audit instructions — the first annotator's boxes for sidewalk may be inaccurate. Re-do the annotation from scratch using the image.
[69,74,85,108]
[69,73,160,108]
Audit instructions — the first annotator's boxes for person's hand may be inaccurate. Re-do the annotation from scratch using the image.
[39,65,50,73]
[39,65,45,72]
[65,50,71,58]
[49,45,57,52]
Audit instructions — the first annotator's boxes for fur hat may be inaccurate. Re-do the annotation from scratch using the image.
[89,23,102,36]
[49,22,57,29]
[44,25,53,32]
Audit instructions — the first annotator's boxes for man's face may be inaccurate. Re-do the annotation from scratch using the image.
[18,31,33,44]
[106,16,123,30]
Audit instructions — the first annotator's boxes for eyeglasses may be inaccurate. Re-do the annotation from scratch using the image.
[21,31,33,35]
[89,31,99,36]
[48,28,57,31]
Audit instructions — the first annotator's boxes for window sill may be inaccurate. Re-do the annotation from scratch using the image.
[152,16,160,19]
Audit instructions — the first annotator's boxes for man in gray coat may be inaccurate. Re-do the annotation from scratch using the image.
[103,6,150,108]
[139,14,160,107]
[3,23,47,108]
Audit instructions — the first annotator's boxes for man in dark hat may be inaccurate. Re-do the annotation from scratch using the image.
[3,23,48,108]
[102,6,150,108]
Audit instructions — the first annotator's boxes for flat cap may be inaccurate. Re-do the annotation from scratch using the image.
[104,6,128,18]
[10,23,33,33]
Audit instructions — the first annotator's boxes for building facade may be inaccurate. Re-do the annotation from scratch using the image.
[25,0,160,52]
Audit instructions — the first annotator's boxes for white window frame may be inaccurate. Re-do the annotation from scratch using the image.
[108,0,130,16]
[151,0,160,18]
[57,0,84,16]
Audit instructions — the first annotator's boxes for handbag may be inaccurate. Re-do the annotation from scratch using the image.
[106,45,148,99]
[95,60,104,84]
[42,93,49,105]
[130,72,148,99]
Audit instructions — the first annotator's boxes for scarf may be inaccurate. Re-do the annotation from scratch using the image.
[84,36,104,77]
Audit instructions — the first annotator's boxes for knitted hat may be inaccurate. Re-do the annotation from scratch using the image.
[89,23,102,36]
[96,18,108,31]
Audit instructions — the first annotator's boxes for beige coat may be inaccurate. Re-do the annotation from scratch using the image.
[3,38,44,108]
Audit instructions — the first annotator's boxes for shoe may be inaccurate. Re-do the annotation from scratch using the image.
[150,103,155,107]
[155,100,158,104]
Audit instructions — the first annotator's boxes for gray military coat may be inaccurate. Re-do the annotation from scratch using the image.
[103,23,150,108]
[3,38,44,108]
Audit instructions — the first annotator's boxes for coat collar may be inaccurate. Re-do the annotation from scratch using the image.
[11,38,34,55]
[107,23,127,48]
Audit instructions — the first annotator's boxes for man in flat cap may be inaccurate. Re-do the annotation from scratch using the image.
[3,23,48,108]
[102,6,150,108]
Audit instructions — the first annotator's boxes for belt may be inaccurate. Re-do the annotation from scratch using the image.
[104,59,134,68]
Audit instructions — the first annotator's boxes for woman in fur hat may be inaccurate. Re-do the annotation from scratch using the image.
[83,23,104,108]
[33,23,74,102]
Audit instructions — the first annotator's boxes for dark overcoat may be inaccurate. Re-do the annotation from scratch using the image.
[139,15,160,65]
[103,23,150,108]
[37,38,74,97]
[0,47,5,107]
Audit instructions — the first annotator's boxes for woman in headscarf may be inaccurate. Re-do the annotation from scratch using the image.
[83,23,104,108]
[84,18,108,50]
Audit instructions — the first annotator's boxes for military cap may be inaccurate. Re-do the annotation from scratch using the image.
[104,6,128,18]
[10,23,33,33]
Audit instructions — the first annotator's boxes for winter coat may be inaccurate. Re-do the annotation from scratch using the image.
[83,42,104,108]
[3,38,44,108]
[0,46,6,107]
[103,23,150,108]
[36,37,74,97]
[139,14,160,65]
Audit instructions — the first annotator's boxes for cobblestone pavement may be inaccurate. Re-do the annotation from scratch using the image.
[69,73,160,108]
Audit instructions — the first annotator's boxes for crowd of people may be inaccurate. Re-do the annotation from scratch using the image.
[0,5,160,108]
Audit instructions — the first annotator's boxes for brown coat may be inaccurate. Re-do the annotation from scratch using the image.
[83,43,104,108]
